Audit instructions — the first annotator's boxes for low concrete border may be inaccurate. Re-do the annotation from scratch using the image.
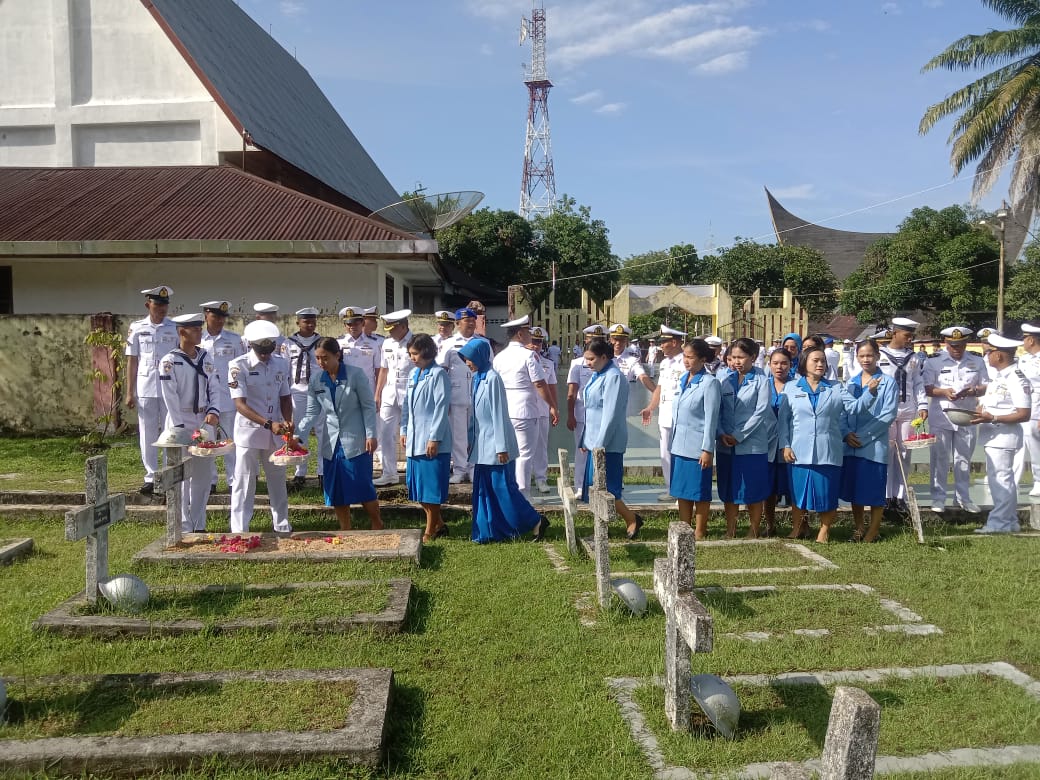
[132,529,423,566]
[32,579,412,639]
[608,661,1040,779]
[0,537,33,565]
[0,667,393,777]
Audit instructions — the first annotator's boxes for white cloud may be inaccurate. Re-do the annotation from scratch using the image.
[595,102,627,114]
[571,89,604,105]
[694,50,748,74]
[464,0,528,20]
[881,2,902,14]
[278,0,305,17]
[771,184,816,200]
[650,26,762,62]
[922,0,943,7]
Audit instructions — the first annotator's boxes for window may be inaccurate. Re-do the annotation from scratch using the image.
[0,267,11,314]
[385,273,394,312]
[402,284,410,309]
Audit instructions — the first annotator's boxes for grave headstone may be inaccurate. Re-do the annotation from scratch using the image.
[588,448,614,609]
[1028,503,1040,532]
[154,446,189,547]
[819,685,881,780]
[557,448,579,554]
[64,455,126,604]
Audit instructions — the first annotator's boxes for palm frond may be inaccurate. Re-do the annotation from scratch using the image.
[922,28,1040,72]
[983,0,1040,27]
[919,60,1029,133]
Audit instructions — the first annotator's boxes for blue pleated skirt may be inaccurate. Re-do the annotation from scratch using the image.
[839,456,887,507]
[790,464,841,512]
[406,452,451,505]
[716,452,770,504]
[323,444,377,506]
[471,461,542,543]
[670,454,714,502]
[581,451,624,501]
[770,459,792,502]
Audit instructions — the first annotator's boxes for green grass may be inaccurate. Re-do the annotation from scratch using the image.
[1,679,354,738]
[603,539,817,571]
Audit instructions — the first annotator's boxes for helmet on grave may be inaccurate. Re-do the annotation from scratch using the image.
[610,577,648,616]
[153,426,193,448]
[690,673,741,739]
[98,574,150,612]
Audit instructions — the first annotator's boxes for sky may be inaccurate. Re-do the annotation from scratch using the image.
[237,0,1012,261]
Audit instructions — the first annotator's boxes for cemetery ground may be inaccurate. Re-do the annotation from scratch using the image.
[0,436,1039,778]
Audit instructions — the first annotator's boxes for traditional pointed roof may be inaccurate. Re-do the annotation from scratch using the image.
[143,0,401,216]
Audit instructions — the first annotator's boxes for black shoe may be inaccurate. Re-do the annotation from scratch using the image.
[139,482,154,496]
[626,515,645,541]
[433,524,449,539]
[287,475,306,492]
[209,484,217,495]
[317,475,324,492]
[533,515,550,542]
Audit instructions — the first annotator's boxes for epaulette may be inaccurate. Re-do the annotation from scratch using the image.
[1015,369,1032,392]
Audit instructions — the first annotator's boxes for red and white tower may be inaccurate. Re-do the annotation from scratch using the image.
[519,8,556,220]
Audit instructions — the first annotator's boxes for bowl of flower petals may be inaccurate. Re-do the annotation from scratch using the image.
[269,436,309,467]
[187,427,234,457]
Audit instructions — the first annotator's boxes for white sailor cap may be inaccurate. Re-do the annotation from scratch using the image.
[142,286,173,302]
[608,323,632,337]
[435,310,456,323]
[200,300,230,315]
[171,312,204,327]
[243,320,280,342]
[843,339,853,345]
[891,317,920,331]
[940,326,972,342]
[583,324,607,336]
[988,333,1023,350]
[253,302,279,314]
[1021,323,1040,335]
[661,325,686,338]
[502,315,530,329]
[363,306,379,317]
[295,307,319,318]
[382,309,412,329]
[873,327,894,340]
[977,327,999,339]
[529,326,547,340]
[339,306,363,321]
[705,336,723,347]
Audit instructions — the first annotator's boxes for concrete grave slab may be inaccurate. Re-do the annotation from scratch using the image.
[33,578,413,639]
[0,668,392,777]
[133,529,423,566]
[0,538,33,565]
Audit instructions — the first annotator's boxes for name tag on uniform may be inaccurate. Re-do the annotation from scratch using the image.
[249,371,259,376]
[940,369,951,373]
[795,393,808,398]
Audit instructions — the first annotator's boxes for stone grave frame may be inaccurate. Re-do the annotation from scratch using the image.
[153,446,188,548]
[64,455,126,603]
[0,538,33,566]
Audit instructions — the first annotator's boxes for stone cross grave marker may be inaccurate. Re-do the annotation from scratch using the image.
[588,448,615,609]
[557,448,579,555]
[652,520,714,731]
[64,455,126,604]
[154,446,189,547]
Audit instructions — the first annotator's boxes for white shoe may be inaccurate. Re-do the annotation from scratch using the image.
[657,492,676,502]
[373,474,398,487]
[958,499,981,513]
[1029,486,1040,498]
[536,480,551,494]
[930,502,944,514]
[973,525,1012,534]
[449,474,465,485]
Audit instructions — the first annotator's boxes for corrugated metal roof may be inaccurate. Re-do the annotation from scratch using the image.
[0,167,418,242]
[143,0,402,215]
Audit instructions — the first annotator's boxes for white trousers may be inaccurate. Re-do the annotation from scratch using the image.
[230,447,290,533]
[448,404,472,478]
[659,425,674,491]
[572,419,587,495]
[984,447,1019,531]
[929,426,977,506]
[532,415,550,482]
[376,401,402,478]
[290,390,325,477]
[1013,419,1040,487]
[512,417,539,497]
[207,409,238,488]
[180,454,211,533]
[886,413,916,500]
[136,396,167,483]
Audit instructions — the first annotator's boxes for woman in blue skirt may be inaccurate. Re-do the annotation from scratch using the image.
[763,348,792,537]
[458,338,547,543]
[401,334,452,542]
[716,337,773,538]
[841,339,898,542]
[670,339,721,539]
[293,338,382,530]
[779,347,872,543]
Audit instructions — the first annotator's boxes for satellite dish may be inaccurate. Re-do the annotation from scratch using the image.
[369,191,484,236]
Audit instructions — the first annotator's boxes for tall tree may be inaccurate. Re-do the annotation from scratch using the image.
[531,195,619,308]
[619,243,703,286]
[435,208,536,293]
[1005,240,1040,318]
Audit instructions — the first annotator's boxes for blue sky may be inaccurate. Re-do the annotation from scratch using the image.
[239,0,1011,260]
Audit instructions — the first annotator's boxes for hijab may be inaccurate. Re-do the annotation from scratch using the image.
[782,332,803,380]
[458,338,493,399]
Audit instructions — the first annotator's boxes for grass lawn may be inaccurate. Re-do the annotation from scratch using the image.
[0,437,1038,778]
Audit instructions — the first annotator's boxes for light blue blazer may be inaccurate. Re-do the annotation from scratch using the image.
[670,370,721,458]
[842,371,899,464]
[401,364,452,457]
[717,367,772,455]
[580,363,629,453]
[778,378,868,467]
[296,364,376,460]
[469,369,520,464]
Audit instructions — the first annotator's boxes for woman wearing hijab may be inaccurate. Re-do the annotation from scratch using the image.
[780,333,803,381]
[401,334,452,542]
[458,338,547,543]
[763,347,792,537]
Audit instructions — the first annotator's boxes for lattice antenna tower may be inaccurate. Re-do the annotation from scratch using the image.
[519,7,556,220]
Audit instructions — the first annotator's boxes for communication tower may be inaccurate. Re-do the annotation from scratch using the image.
[519,8,556,219]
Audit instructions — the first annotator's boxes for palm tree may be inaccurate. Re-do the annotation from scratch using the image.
[919,0,1040,250]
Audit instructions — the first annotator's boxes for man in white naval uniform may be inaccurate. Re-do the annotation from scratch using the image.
[638,326,686,501]
[924,327,988,514]
[373,310,414,486]
[610,324,656,416]
[228,320,293,533]
[158,313,221,533]
[971,333,1031,533]
[704,336,724,375]
[125,285,179,495]
[646,339,661,377]
[823,336,840,380]
[877,318,929,508]
[493,315,557,498]
[976,327,1001,381]
[528,326,559,494]
[282,307,325,490]
[433,310,455,349]
[242,303,285,354]
[1014,323,1040,495]
[363,307,386,348]
[337,306,380,393]
[566,325,603,496]
[199,300,244,492]
[437,307,482,484]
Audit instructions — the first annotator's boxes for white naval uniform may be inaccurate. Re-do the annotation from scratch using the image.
[532,351,557,483]
[923,350,987,507]
[614,352,649,417]
[824,348,840,381]
[978,366,1031,532]
[567,356,594,495]
[656,353,685,492]
[1013,350,1040,492]
[646,345,661,377]
[199,328,244,489]
[126,317,178,484]
[493,341,547,497]
[338,333,380,392]
[158,348,221,532]
[376,330,413,479]
[228,352,292,533]
[437,332,478,480]
[878,346,928,500]
[282,333,326,478]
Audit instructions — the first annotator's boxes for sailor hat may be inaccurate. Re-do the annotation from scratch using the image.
[455,307,478,320]
[243,320,280,342]
[843,338,853,345]
[171,313,204,327]
[1021,323,1040,335]
[435,310,456,323]
[142,286,173,303]
[583,324,607,336]
[339,306,363,321]
[940,326,972,342]
[891,317,920,331]
[253,302,279,314]
[295,307,319,318]
[976,327,999,339]
[988,333,1023,350]
[609,324,632,337]
[200,300,230,315]
[661,325,687,338]
[529,326,547,340]
[705,336,723,347]
[363,306,379,317]
[873,328,894,340]
[502,315,531,328]
[382,309,412,330]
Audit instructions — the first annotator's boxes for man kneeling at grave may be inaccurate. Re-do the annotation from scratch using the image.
[229,320,294,534]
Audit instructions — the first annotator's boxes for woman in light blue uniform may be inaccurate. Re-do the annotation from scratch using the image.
[294,337,382,530]
[779,347,871,543]
[670,339,721,539]
[781,333,802,381]
[580,339,645,539]
[716,337,773,538]
[841,339,898,542]
[763,348,792,537]
[458,338,547,543]
[401,334,452,542]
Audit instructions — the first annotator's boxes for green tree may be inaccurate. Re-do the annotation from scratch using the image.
[531,195,619,308]
[919,1,1040,237]
[1006,241,1040,318]
[435,208,536,293]
[619,243,703,286]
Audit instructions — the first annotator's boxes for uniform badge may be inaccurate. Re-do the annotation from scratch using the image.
[219,301,229,313]
[161,358,173,373]
[228,366,240,389]
[275,372,285,384]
